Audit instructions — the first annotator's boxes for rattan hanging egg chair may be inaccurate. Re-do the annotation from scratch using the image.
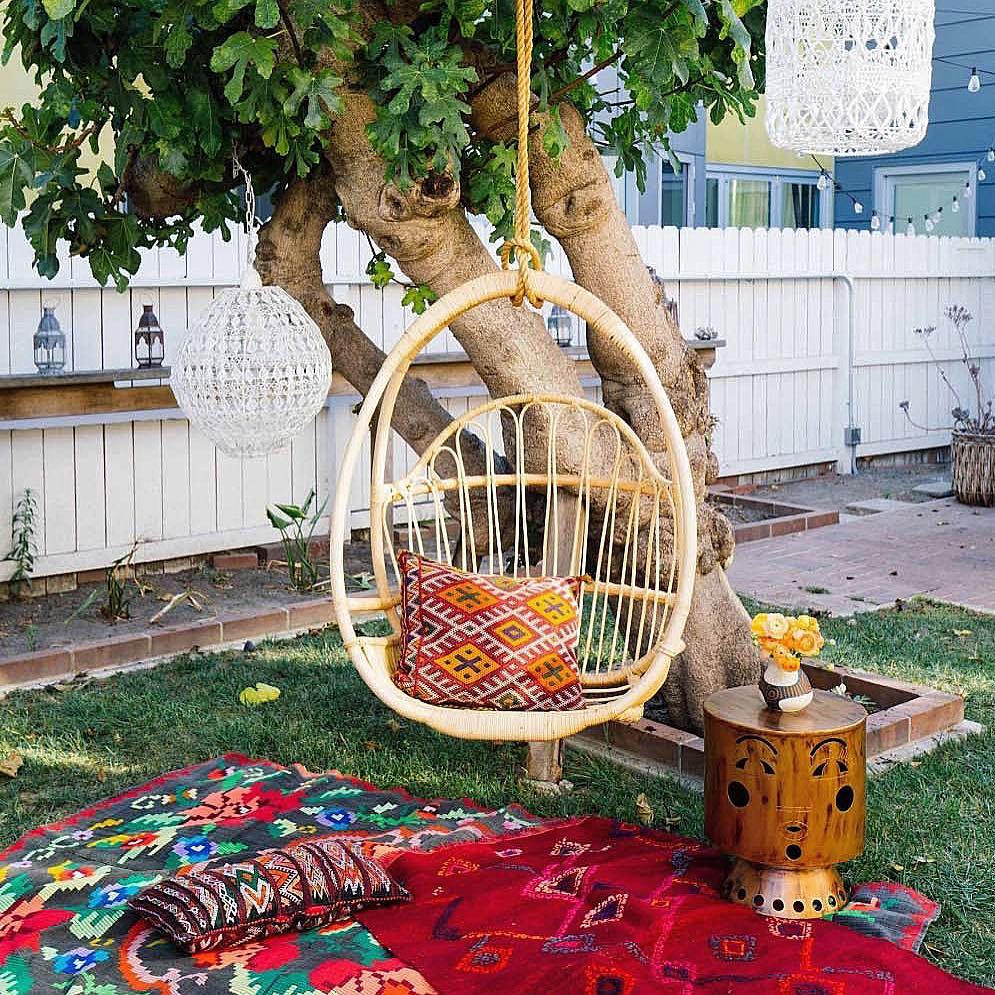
[328,0,697,755]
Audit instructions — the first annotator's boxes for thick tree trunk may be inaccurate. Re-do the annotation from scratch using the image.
[254,170,486,468]
[324,96,583,405]
[474,77,761,731]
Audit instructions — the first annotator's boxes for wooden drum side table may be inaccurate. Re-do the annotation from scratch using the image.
[704,686,867,920]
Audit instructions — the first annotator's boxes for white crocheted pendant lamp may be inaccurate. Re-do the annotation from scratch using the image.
[765,0,935,156]
[172,159,332,459]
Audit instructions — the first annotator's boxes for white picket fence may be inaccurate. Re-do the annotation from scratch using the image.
[1,221,993,582]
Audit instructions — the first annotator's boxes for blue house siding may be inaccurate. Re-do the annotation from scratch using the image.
[834,10,995,235]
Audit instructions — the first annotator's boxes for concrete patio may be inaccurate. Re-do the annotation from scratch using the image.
[727,497,995,617]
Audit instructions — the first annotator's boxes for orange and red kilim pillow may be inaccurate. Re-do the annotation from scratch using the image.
[394,551,585,711]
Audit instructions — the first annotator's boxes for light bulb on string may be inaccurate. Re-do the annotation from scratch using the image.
[980,168,987,182]
[987,147,995,163]
[952,197,960,213]
[924,214,934,233]
[964,181,973,199]
[870,211,881,231]
[854,201,864,215]
[817,172,829,192]
[969,68,982,93]
[906,217,916,236]
[933,208,943,227]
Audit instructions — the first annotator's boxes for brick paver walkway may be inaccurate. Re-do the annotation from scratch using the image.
[727,498,995,616]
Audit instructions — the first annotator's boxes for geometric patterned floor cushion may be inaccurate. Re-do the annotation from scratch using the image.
[128,837,410,952]
[394,550,585,711]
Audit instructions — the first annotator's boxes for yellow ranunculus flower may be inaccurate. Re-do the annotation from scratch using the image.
[772,644,801,672]
[789,627,824,657]
[763,613,790,639]
[750,613,769,637]
[794,614,820,633]
[757,636,781,655]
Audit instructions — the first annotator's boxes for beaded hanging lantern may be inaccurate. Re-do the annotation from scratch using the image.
[765,0,935,156]
[172,157,332,459]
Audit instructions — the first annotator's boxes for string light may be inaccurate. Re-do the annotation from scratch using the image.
[969,67,982,92]
[813,135,995,235]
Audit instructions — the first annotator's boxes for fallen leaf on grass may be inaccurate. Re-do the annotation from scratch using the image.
[889,863,905,872]
[952,629,973,637]
[0,752,23,778]
[239,683,282,706]
[386,718,404,734]
[635,792,654,826]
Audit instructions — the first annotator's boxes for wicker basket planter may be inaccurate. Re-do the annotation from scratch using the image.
[952,431,995,507]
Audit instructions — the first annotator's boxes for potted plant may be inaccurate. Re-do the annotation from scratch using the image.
[900,305,994,507]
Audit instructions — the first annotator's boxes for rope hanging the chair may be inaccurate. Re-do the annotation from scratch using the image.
[499,0,543,308]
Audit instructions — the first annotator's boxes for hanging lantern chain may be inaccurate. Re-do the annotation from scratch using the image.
[231,147,263,289]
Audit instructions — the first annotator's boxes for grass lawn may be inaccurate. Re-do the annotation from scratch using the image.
[1,600,993,986]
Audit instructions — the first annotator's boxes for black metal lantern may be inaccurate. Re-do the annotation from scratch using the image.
[547,304,575,348]
[33,305,66,374]
[135,304,165,368]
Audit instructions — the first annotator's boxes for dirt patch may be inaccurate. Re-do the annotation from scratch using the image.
[0,543,378,659]
[708,499,781,525]
[748,466,948,513]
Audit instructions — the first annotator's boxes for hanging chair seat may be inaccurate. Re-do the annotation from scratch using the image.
[330,269,698,742]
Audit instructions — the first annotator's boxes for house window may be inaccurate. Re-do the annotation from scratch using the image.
[782,181,821,229]
[660,163,688,227]
[705,168,830,229]
[602,153,693,227]
[875,164,976,236]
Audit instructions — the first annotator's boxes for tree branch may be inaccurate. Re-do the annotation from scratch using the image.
[275,0,307,66]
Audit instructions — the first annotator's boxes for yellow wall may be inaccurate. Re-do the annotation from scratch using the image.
[707,95,834,171]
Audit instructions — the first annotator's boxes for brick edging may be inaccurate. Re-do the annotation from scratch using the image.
[571,664,965,775]
[709,491,840,544]
[0,598,333,692]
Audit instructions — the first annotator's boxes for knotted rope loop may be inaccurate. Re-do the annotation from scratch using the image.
[499,238,543,307]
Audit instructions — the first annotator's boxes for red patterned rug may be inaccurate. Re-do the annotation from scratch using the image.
[360,816,992,995]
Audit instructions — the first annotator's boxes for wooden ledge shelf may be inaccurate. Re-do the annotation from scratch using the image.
[0,367,173,422]
[0,339,723,426]
[0,367,170,390]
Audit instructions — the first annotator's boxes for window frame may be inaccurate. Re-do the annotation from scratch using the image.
[873,161,978,237]
[657,151,696,228]
[705,165,833,230]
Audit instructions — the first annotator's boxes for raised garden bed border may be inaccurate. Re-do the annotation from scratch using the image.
[0,598,333,691]
[710,490,839,544]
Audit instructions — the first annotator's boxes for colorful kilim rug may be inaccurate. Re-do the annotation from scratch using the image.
[360,816,993,995]
[0,756,987,994]
[827,881,942,953]
[0,753,537,995]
